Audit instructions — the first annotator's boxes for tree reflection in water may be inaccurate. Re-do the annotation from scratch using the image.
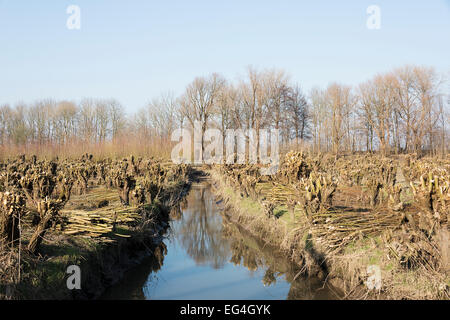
[102,183,342,300]
[222,221,342,300]
[173,183,231,269]
[172,183,341,299]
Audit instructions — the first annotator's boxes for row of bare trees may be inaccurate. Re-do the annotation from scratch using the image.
[0,65,448,157]
[0,98,126,147]
[139,68,310,157]
[310,65,449,155]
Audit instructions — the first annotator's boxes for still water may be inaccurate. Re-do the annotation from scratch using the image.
[102,183,340,300]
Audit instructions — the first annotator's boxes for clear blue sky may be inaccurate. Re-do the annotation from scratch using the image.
[1,0,449,114]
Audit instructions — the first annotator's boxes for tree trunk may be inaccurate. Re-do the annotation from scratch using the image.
[0,192,23,247]
[27,214,52,254]
[0,211,20,246]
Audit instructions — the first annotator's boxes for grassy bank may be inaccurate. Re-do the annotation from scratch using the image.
[209,167,449,300]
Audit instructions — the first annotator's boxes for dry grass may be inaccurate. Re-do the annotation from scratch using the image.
[0,136,173,160]
[0,246,20,299]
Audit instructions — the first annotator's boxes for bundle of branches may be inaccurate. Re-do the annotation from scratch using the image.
[311,209,401,253]
[63,207,141,238]
[328,155,397,192]
[264,172,337,225]
[266,183,297,204]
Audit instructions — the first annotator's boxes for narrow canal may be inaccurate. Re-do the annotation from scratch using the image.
[101,182,340,300]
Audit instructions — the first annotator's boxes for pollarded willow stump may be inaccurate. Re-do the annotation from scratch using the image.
[0,191,25,246]
[262,201,276,219]
[27,199,63,254]
[116,174,136,206]
[287,198,297,222]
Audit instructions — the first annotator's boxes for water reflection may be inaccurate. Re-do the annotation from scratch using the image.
[100,242,167,300]
[173,184,230,269]
[101,183,341,300]
[222,221,341,300]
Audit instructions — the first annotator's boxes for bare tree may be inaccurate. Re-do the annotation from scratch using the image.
[214,82,236,161]
[79,98,97,143]
[147,92,179,140]
[180,73,225,159]
[11,103,30,145]
[0,64,447,157]
[0,104,12,145]
[358,74,395,156]
[324,83,353,155]
[412,66,441,154]
[310,87,329,153]
[95,100,110,143]
[284,85,309,146]
[52,101,78,145]
[108,99,126,140]
[28,99,54,145]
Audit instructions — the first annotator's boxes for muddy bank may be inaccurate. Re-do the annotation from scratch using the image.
[69,220,170,300]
